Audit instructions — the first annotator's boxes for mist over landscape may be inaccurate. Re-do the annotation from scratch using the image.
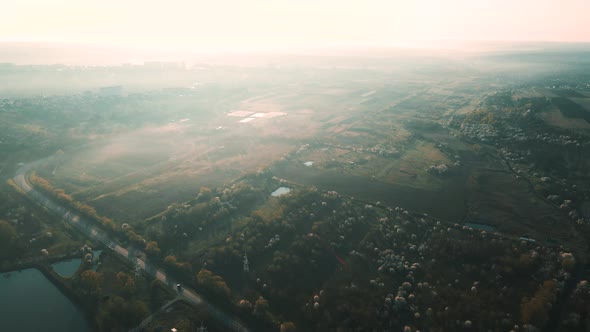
[1,1,590,332]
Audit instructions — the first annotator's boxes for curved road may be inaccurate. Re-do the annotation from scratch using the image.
[13,159,250,332]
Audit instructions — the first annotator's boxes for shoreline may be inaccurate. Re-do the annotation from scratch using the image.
[0,262,97,331]
[0,251,81,274]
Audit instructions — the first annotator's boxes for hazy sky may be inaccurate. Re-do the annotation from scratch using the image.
[1,0,588,50]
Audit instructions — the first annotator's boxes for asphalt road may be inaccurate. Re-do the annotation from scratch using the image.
[14,160,250,332]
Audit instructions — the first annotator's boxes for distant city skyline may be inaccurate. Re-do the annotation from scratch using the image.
[1,0,589,52]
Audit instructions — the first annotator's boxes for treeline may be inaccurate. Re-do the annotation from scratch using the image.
[0,219,20,261]
[29,173,147,248]
[31,173,112,227]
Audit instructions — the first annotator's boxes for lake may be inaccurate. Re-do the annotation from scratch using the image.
[0,268,92,332]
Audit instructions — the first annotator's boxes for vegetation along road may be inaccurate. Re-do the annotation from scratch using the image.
[13,157,250,332]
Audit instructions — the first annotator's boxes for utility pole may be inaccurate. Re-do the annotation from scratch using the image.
[243,253,249,272]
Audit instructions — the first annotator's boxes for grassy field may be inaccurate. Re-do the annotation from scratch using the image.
[464,168,588,252]
[571,97,590,111]
[29,79,577,258]
[37,89,353,223]
[537,106,590,130]
[272,162,467,221]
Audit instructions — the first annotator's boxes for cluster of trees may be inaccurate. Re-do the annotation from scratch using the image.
[153,183,267,251]
[464,109,497,125]
[197,268,231,300]
[521,280,557,327]
[115,271,137,297]
[163,255,192,279]
[190,188,375,329]
[122,225,147,248]
[562,280,590,330]
[70,253,168,332]
[0,220,18,261]
[144,241,160,256]
[279,321,297,332]
[482,91,550,112]
[134,179,275,284]
[459,92,552,133]
[96,296,149,332]
[407,230,562,330]
[77,270,103,298]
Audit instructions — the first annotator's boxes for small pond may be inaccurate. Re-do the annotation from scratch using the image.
[464,223,497,232]
[52,250,102,278]
[271,187,292,197]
